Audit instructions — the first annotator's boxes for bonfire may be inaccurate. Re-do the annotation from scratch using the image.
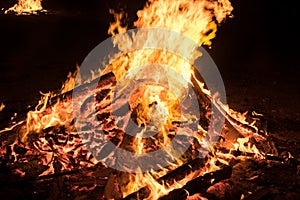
[5,0,45,15]
[0,0,297,199]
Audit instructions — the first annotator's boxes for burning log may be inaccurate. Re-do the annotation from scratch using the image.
[0,72,120,189]
[0,68,265,176]
[216,147,298,167]
[191,74,266,138]
[0,72,116,129]
[158,165,232,200]
[0,70,266,164]
[123,158,207,200]
[0,69,267,199]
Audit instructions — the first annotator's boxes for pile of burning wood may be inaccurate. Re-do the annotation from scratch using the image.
[0,70,297,199]
[0,0,298,199]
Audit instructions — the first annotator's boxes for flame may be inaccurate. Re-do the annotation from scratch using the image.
[120,156,221,199]
[104,0,235,197]
[214,137,264,163]
[105,0,233,83]
[0,0,271,198]
[99,0,234,162]
[233,137,262,157]
[108,9,128,35]
[220,102,259,132]
[0,103,5,112]
[5,0,44,15]
[23,92,74,140]
[134,0,233,46]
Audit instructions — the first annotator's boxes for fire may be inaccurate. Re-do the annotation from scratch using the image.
[23,92,74,140]
[0,0,273,199]
[0,103,5,112]
[119,156,222,199]
[103,0,236,197]
[134,0,233,46]
[5,0,44,15]
[234,137,262,156]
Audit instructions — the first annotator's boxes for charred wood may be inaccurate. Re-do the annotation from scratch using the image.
[217,147,298,167]
[123,158,207,200]
[158,165,232,200]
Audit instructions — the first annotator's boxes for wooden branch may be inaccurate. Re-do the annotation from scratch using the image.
[123,158,207,200]
[158,165,232,200]
[217,147,298,167]
[0,72,116,129]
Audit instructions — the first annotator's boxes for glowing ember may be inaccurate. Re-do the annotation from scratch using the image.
[5,0,45,15]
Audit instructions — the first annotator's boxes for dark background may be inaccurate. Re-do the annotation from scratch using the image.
[0,0,299,132]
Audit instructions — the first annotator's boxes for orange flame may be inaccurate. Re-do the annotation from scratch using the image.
[0,103,5,112]
[233,137,262,158]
